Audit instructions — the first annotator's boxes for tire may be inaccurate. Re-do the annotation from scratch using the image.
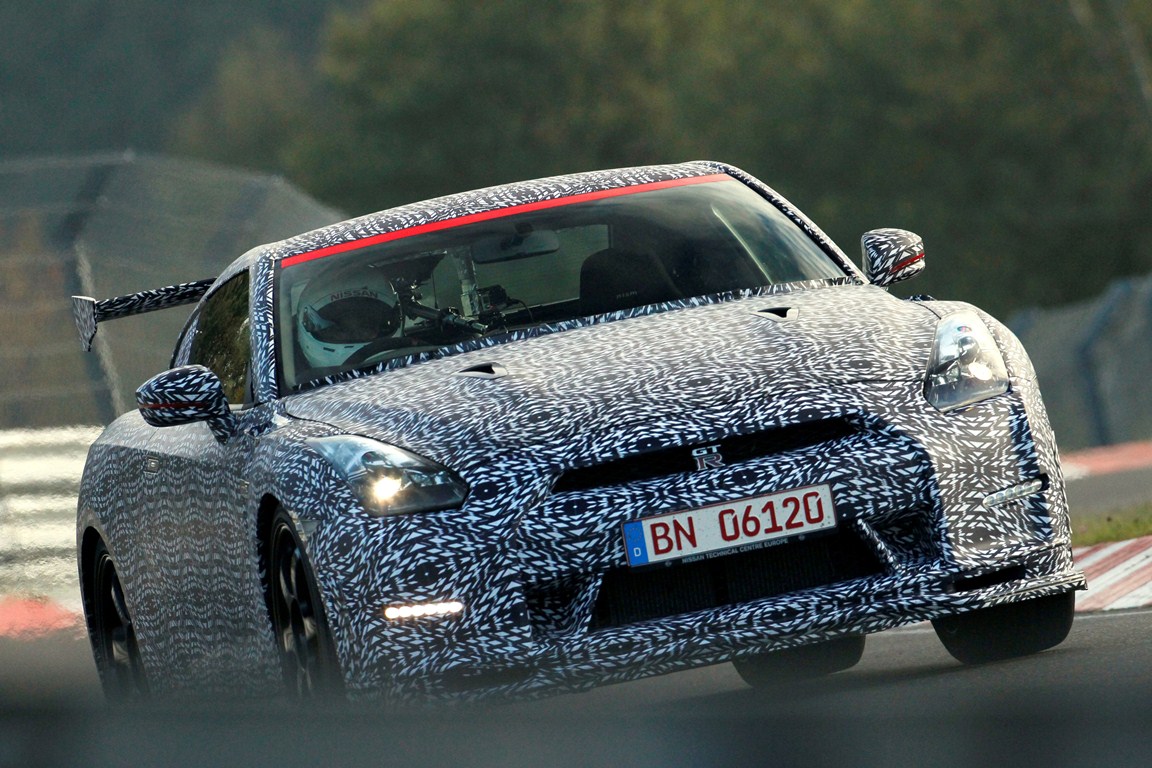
[932,590,1076,665]
[89,539,149,700]
[266,509,343,697]
[733,634,866,688]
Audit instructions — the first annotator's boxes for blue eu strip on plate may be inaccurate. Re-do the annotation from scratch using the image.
[623,521,649,566]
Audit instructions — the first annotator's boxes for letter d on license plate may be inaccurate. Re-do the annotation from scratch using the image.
[622,483,836,566]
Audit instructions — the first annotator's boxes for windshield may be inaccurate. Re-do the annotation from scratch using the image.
[276,175,845,390]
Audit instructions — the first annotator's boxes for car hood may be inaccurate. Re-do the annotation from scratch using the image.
[282,284,937,470]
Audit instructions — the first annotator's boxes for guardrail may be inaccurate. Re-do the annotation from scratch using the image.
[1010,273,1152,451]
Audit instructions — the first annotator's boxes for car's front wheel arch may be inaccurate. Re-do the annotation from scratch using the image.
[255,494,281,600]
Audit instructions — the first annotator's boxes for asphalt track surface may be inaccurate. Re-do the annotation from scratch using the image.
[1063,439,1152,517]
[1067,466,1152,517]
[2,609,1151,767]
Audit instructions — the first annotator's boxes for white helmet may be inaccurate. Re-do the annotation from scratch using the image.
[296,265,402,369]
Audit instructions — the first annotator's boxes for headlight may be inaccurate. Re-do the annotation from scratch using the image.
[307,435,469,516]
[924,310,1009,411]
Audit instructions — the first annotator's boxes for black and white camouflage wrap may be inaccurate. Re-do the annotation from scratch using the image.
[861,228,926,287]
[136,365,236,443]
[71,278,215,351]
[75,162,1084,702]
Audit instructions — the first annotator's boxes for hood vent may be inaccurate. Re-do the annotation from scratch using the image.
[754,306,798,321]
[455,362,509,379]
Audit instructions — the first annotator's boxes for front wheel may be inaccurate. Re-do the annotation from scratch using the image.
[733,634,865,688]
[89,539,149,700]
[932,590,1076,665]
[266,509,343,697]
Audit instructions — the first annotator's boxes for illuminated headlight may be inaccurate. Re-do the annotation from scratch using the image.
[307,435,469,516]
[924,310,1009,411]
[383,600,465,621]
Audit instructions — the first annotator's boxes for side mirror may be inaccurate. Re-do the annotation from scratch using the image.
[136,365,238,443]
[861,229,925,287]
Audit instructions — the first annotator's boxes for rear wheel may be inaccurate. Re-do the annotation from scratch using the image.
[733,634,865,688]
[266,509,343,697]
[89,539,148,700]
[932,591,1076,665]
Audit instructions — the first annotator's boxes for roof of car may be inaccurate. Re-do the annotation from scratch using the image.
[287,160,731,261]
[214,160,855,284]
[215,161,721,278]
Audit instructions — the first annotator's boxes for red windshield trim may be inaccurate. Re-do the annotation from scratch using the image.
[280,173,732,269]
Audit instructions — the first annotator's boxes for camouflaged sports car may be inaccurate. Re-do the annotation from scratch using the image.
[73,161,1085,701]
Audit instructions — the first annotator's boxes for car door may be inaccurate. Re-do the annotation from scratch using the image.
[136,270,271,686]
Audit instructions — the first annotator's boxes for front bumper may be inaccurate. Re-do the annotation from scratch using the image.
[507,545,1081,698]
[313,380,1084,701]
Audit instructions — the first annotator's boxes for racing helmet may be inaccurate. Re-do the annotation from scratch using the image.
[296,264,402,369]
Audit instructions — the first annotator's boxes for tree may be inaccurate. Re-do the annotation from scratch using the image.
[168,0,1152,316]
[167,29,318,175]
[0,1,342,159]
[282,0,699,213]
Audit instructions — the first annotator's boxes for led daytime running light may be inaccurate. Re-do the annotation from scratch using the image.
[383,600,465,621]
[982,479,1043,509]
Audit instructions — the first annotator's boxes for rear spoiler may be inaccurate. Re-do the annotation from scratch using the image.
[71,278,216,351]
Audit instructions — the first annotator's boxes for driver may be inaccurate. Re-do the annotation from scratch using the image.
[296,265,403,369]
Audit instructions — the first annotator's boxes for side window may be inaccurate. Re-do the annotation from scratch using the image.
[188,272,251,404]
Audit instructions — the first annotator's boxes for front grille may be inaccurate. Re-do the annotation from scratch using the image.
[553,418,859,494]
[588,529,884,631]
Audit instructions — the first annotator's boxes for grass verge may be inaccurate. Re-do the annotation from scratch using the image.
[1072,502,1152,547]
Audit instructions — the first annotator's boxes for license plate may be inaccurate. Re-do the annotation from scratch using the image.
[622,483,837,566]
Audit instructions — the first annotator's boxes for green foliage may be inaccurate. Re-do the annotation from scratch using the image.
[1072,502,1152,547]
[167,29,316,174]
[7,0,1151,317]
[0,1,341,156]
[246,0,1152,316]
[290,0,699,210]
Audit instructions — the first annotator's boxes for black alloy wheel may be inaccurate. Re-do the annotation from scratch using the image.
[267,509,342,697]
[90,539,149,700]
